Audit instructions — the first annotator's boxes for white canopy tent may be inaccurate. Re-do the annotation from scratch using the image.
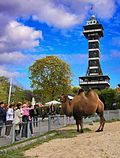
[45,100,61,106]
[68,95,74,100]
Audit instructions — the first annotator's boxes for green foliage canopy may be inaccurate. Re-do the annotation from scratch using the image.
[0,76,9,103]
[97,88,119,110]
[29,55,73,101]
[11,86,25,105]
[0,82,8,103]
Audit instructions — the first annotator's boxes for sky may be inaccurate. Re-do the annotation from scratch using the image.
[0,0,120,89]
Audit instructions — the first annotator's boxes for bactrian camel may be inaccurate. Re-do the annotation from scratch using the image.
[60,88,105,133]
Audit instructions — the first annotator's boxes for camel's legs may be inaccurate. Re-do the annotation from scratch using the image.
[96,114,105,132]
[76,119,83,133]
[96,117,102,132]
[100,116,106,131]
[76,120,79,132]
[79,119,83,133]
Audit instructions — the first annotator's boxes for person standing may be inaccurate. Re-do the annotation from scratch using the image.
[29,105,34,136]
[21,103,32,138]
[33,104,39,127]
[66,116,72,125]
[0,102,6,138]
[50,103,55,119]
[41,108,46,121]
[47,105,51,116]
[5,104,14,137]
[53,106,61,125]
[13,103,23,141]
[19,102,23,133]
[5,104,9,123]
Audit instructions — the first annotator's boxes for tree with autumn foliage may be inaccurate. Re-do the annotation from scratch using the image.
[29,55,73,102]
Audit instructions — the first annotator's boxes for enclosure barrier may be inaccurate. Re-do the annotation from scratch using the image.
[0,109,120,147]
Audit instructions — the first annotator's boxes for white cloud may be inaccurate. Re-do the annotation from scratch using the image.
[92,0,116,19]
[0,52,28,65]
[32,1,79,28]
[0,66,19,77]
[0,21,42,53]
[0,0,117,31]
[50,0,116,22]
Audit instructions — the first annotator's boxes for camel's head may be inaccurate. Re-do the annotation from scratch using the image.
[60,94,69,103]
[78,88,85,95]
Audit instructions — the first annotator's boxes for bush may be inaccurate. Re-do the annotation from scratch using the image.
[97,88,120,110]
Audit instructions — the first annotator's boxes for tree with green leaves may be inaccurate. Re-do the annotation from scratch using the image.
[97,88,119,110]
[0,82,8,103]
[11,86,25,105]
[0,76,9,103]
[72,86,81,95]
[29,55,73,102]
[23,90,33,102]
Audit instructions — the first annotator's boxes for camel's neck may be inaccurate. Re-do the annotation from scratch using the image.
[62,99,73,116]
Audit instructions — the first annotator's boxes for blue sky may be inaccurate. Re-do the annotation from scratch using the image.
[0,0,120,89]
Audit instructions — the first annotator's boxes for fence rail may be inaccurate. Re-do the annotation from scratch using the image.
[0,109,120,147]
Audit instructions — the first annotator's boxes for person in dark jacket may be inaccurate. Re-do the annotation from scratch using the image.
[41,108,46,121]
[0,102,6,137]
[29,105,34,136]
[47,105,51,115]
[33,104,39,127]
[50,103,55,119]
[53,106,61,125]
[47,104,55,119]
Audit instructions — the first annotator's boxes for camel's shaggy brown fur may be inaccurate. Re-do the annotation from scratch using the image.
[60,89,105,133]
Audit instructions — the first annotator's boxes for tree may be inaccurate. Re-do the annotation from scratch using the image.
[72,86,81,95]
[0,82,8,103]
[29,55,73,102]
[33,89,42,103]
[97,88,118,110]
[0,76,9,103]
[23,90,33,102]
[11,86,25,105]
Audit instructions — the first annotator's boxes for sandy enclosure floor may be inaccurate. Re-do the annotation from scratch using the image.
[24,121,120,158]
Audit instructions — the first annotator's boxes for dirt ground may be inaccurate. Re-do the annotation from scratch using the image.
[24,121,120,158]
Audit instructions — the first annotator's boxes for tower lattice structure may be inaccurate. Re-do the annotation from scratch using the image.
[79,15,110,90]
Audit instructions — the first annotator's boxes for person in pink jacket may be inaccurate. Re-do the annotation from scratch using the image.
[21,103,33,138]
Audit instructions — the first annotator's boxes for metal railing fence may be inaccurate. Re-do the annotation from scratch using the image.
[0,115,70,147]
[0,109,120,147]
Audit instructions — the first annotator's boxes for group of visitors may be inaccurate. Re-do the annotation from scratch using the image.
[0,101,62,141]
[0,101,39,140]
[47,103,61,125]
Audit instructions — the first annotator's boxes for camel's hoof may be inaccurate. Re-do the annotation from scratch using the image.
[81,130,84,133]
[95,129,100,132]
[77,129,79,132]
[96,129,103,132]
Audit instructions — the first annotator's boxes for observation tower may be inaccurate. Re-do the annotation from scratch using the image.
[79,15,110,90]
